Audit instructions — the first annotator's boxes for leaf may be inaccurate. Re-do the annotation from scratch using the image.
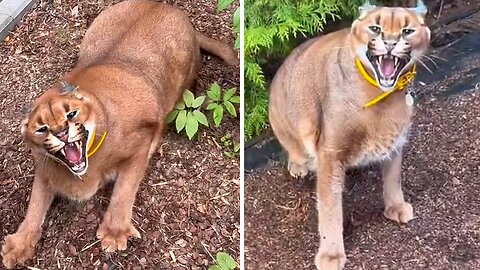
[175,100,185,110]
[183,90,195,107]
[213,104,224,127]
[217,0,234,12]
[185,112,199,140]
[175,110,187,132]
[206,103,219,110]
[192,96,206,108]
[193,110,209,127]
[234,36,240,50]
[224,101,237,117]
[216,252,236,270]
[223,88,236,102]
[208,82,221,101]
[234,143,240,153]
[165,110,179,124]
[229,96,240,104]
[233,8,240,32]
[224,151,234,158]
[208,266,223,270]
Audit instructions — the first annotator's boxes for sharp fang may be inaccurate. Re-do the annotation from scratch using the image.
[60,149,66,156]
[75,141,81,149]
[394,57,398,65]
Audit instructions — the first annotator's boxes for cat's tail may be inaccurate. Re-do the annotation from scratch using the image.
[196,32,239,66]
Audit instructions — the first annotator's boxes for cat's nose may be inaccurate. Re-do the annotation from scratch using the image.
[54,128,69,142]
[384,40,397,51]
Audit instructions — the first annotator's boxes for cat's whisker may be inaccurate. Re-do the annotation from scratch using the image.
[413,56,433,74]
[425,53,447,62]
[421,54,438,68]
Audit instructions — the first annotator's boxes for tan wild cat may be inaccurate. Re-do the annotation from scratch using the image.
[1,1,238,268]
[269,1,430,269]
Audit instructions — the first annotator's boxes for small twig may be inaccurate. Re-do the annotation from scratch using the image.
[151,181,171,187]
[169,250,176,262]
[272,199,301,210]
[80,239,100,252]
[18,174,35,179]
[437,0,445,19]
[200,241,215,262]
[210,192,231,200]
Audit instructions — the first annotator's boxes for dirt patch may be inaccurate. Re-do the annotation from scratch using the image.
[0,0,239,269]
[244,3,480,270]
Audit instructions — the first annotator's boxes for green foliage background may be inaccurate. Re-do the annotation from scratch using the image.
[244,0,363,140]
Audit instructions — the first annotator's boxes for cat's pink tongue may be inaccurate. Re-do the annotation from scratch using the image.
[380,58,396,77]
[64,143,81,164]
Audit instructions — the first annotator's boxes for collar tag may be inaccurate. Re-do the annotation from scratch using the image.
[405,93,414,106]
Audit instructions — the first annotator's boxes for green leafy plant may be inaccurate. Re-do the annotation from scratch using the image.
[217,0,240,49]
[208,252,238,270]
[206,82,240,127]
[220,132,240,158]
[244,0,363,140]
[217,0,234,12]
[166,90,208,140]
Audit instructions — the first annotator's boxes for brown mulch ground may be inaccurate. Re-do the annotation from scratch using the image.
[245,2,480,270]
[0,0,239,269]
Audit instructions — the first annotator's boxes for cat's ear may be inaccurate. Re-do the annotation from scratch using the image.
[60,81,79,94]
[60,81,83,100]
[358,1,376,20]
[408,0,428,17]
[20,104,31,135]
[21,104,32,115]
[20,117,28,136]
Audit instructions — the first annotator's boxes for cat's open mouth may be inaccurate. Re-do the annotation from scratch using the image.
[366,52,409,89]
[54,136,88,175]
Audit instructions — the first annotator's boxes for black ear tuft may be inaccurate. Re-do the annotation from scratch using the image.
[21,104,32,115]
[60,81,79,94]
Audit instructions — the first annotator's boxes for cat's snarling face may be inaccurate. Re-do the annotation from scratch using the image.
[22,87,95,176]
[351,1,430,90]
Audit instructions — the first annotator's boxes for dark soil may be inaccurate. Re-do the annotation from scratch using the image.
[245,2,480,270]
[0,0,239,269]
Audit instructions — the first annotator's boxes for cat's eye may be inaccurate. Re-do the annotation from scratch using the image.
[402,28,416,36]
[368,25,381,34]
[66,110,78,120]
[35,126,48,133]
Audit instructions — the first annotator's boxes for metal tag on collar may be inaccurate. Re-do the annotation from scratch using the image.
[405,86,415,107]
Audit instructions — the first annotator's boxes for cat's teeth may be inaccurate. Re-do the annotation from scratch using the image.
[394,57,398,65]
[60,148,66,156]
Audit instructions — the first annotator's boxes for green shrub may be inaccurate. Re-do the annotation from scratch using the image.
[167,83,240,140]
[219,132,240,158]
[217,0,240,49]
[208,251,238,270]
[244,0,363,140]
[206,82,240,127]
[166,90,208,140]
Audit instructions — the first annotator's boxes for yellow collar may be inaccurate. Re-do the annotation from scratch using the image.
[355,58,416,108]
[86,130,107,157]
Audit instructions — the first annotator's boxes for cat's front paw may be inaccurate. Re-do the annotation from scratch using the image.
[2,231,40,269]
